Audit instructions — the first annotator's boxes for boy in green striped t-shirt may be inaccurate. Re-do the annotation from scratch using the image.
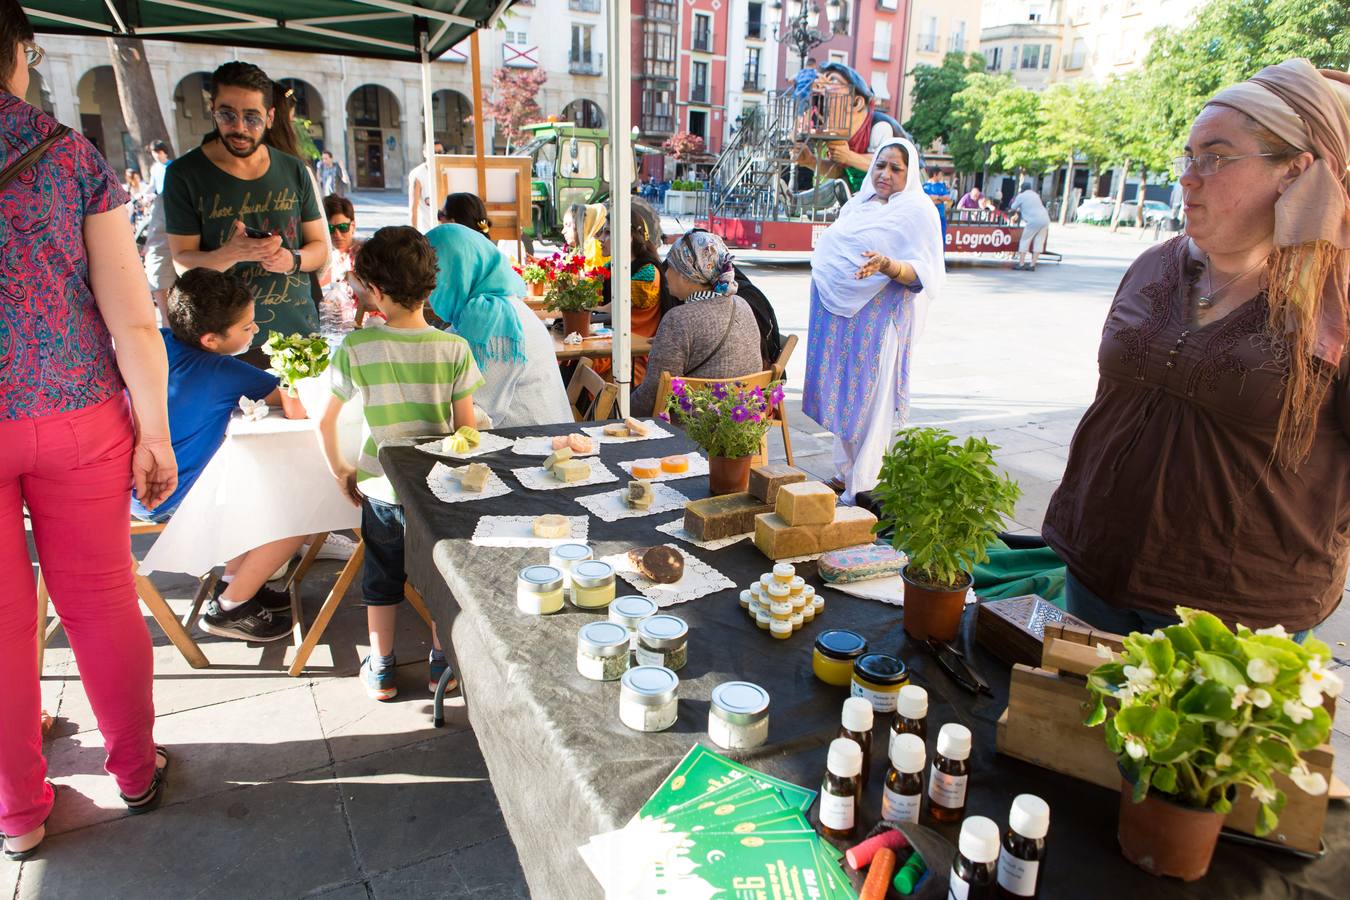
[318,226,483,702]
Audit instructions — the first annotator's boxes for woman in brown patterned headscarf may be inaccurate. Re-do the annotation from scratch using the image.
[1042,59,1350,636]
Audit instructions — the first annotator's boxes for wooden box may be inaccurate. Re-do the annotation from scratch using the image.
[975,595,1096,668]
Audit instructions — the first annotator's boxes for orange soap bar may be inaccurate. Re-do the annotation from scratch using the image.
[660,455,689,474]
[631,458,661,479]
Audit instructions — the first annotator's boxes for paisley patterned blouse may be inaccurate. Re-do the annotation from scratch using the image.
[1,92,128,420]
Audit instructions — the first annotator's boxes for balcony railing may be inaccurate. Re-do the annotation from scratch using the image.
[569,53,604,75]
[569,0,600,12]
[643,60,677,80]
[917,33,938,52]
[640,114,675,135]
[693,35,712,52]
[743,73,764,92]
[690,84,709,103]
[873,41,890,61]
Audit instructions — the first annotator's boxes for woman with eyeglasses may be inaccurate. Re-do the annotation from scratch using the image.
[321,194,361,324]
[0,4,178,857]
[1043,59,1350,637]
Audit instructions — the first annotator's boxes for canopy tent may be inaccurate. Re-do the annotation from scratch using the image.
[24,0,637,413]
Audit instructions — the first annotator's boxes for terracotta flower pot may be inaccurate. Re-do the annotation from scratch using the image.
[528,281,546,298]
[562,309,591,339]
[708,455,753,495]
[278,389,307,420]
[1117,777,1224,881]
[901,566,970,642]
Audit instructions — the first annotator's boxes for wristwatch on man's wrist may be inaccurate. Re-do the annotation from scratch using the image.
[290,250,302,274]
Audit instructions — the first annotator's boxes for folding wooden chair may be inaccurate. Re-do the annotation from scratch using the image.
[567,358,619,422]
[651,368,793,466]
[37,519,210,673]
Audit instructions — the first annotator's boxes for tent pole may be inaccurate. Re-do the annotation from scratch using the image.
[419,25,439,220]
[607,0,634,418]
[470,30,488,201]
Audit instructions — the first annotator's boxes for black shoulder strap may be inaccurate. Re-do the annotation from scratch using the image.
[687,298,739,376]
[0,125,72,193]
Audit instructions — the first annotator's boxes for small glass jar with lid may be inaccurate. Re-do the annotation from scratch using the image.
[709,681,770,750]
[635,614,688,670]
[550,543,593,590]
[758,574,774,594]
[802,603,817,623]
[851,653,910,713]
[570,560,617,609]
[770,619,793,640]
[772,563,795,584]
[619,666,679,732]
[516,565,565,615]
[755,608,772,630]
[789,576,806,597]
[813,630,868,686]
[767,581,791,603]
[610,595,658,647]
[739,589,753,610]
[576,621,631,681]
[813,594,825,616]
[790,611,804,632]
[769,599,794,622]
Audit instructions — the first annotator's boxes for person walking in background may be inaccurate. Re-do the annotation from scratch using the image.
[147,140,172,193]
[316,149,347,197]
[1009,181,1051,271]
[408,140,445,232]
[957,186,983,210]
[1,6,177,858]
[803,138,946,506]
[923,168,951,240]
[162,61,328,368]
[142,140,177,319]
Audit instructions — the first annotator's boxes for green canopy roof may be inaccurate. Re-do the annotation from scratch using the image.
[24,0,516,62]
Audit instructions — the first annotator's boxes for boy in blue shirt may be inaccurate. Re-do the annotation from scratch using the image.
[133,268,296,642]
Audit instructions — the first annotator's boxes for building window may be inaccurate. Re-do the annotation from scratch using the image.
[744,47,762,90]
[828,49,849,65]
[918,16,938,52]
[571,24,594,64]
[987,46,1002,70]
[688,109,708,141]
[1021,44,1040,69]
[691,61,709,103]
[350,85,381,127]
[568,0,600,11]
[747,2,764,39]
[693,13,712,52]
[950,20,966,53]
[1009,45,1019,70]
[1041,44,1053,69]
[873,21,891,61]
[869,71,891,101]
[646,0,677,22]
[878,0,898,9]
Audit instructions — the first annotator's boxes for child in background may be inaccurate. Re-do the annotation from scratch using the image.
[318,226,484,701]
[133,268,297,642]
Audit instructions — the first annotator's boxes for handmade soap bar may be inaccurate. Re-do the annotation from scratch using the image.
[553,459,591,482]
[454,425,481,448]
[627,480,654,509]
[624,417,650,437]
[628,546,684,583]
[568,433,595,453]
[753,513,820,559]
[819,505,880,552]
[819,543,903,583]
[532,514,571,538]
[442,433,470,454]
[748,464,808,504]
[603,423,630,437]
[460,463,491,492]
[774,481,837,526]
[544,446,574,470]
[683,493,773,542]
[631,458,661,479]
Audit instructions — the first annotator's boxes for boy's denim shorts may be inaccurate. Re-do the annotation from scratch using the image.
[361,495,407,606]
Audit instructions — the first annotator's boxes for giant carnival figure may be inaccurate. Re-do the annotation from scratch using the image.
[786,62,916,213]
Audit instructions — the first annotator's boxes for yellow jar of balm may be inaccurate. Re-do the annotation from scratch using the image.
[570,560,617,609]
[516,565,565,615]
[812,630,868,687]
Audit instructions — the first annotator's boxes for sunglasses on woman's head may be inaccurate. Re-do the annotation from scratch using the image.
[24,42,44,68]
[328,222,353,234]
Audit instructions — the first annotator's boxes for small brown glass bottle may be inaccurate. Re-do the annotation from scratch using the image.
[838,697,874,786]
[996,794,1050,899]
[928,722,972,823]
[880,732,925,824]
[889,684,928,758]
[950,816,1001,900]
[817,738,863,840]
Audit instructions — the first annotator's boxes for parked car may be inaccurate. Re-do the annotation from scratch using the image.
[1074,197,1172,226]
[1074,197,1116,224]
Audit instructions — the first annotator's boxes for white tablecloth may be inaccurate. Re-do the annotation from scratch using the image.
[139,410,363,577]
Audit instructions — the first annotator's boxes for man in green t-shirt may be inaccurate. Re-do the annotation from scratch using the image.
[164,61,328,364]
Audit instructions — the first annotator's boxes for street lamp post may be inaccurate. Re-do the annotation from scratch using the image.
[772,0,850,74]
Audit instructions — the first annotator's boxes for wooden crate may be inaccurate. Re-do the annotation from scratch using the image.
[995,633,1338,854]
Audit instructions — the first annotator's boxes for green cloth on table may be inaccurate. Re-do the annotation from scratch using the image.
[972,538,1067,606]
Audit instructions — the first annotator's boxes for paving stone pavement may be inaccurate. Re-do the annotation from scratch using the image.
[15,210,1347,897]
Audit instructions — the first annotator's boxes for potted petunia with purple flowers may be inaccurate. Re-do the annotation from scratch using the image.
[662,378,785,494]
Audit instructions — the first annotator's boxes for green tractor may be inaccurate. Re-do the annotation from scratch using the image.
[516,121,655,252]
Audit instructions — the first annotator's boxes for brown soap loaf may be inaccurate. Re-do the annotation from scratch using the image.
[819,505,879,552]
[774,481,838,527]
[753,512,821,559]
[683,493,774,541]
[748,464,808,504]
[628,546,685,583]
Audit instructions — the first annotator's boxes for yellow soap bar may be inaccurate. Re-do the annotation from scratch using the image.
[544,446,574,470]
[753,512,821,559]
[819,505,880,552]
[552,459,591,482]
[774,481,838,527]
[460,463,490,492]
[626,480,654,509]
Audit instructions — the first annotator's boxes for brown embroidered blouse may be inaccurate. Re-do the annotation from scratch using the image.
[1043,236,1350,631]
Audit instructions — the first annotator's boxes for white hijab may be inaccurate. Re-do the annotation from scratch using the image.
[811,137,946,321]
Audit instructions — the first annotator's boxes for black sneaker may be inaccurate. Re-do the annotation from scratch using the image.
[201,598,291,642]
[207,580,291,616]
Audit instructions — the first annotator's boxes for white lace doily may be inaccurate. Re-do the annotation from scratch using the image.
[414,431,513,460]
[582,419,675,444]
[597,544,736,608]
[425,462,512,503]
[510,456,619,491]
[572,483,690,522]
[617,454,709,483]
[470,515,590,548]
[510,435,600,457]
[653,519,752,551]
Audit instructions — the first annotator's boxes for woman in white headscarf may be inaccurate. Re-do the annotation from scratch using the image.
[802,137,946,504]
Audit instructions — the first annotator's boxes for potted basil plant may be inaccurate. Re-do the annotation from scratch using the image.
[871,427,1020,641]
[1085,609,1337,881]
[261,331,332,420]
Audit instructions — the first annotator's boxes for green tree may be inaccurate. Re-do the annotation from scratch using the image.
[948,73,1012,176]
[978,84,1051,177]
[1039,81,1111,222]
[903,51,989,149]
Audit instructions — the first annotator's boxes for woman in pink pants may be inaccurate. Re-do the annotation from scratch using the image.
[1,6,179,860]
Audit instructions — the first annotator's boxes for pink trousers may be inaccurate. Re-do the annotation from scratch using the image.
[0,395,156,836]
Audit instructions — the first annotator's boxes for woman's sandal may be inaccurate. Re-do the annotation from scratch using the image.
[120,746,170,815]
[2,782,57,862]
[827,477,846,494]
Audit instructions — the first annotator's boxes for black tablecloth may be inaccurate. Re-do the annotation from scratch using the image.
[382,425,1347,900]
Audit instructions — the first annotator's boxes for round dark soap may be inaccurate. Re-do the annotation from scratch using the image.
[630,546,684,584]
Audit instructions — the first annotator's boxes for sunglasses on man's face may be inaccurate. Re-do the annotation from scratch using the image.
[328,222,353,234]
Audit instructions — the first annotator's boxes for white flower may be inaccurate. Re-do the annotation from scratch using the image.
[1251,783,1277,805]
[1151,629,1167,641]
[1215,721,1239,738]
[1255,624,1288,639]
[1290,765,1328,796]
[1246,658,1278,684]
[1302,660,1344,700]
[1298,673,1324,709]
[1115,686,1135,704]
[1250,688,1273,708]
[1231,684,1250,709]
[1125,739,1147,760]
[1095,642,1114,660]
[1283,700,1314,724]
[1215,752,1233,769]
[1124,664,1156,693]
[1192,670,1208,684]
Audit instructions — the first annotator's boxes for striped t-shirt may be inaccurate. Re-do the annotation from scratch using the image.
[330,323,484,503]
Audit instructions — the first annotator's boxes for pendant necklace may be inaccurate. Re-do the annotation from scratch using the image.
[1196,255,1265,309]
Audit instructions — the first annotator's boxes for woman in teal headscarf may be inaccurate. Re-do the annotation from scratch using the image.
[426,223,571,428]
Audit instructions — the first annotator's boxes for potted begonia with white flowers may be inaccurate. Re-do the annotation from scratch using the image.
[1084,607,1339,881]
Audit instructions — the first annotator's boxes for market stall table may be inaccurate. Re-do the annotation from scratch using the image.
[553,332,652,362]
[382,424,1348,900]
